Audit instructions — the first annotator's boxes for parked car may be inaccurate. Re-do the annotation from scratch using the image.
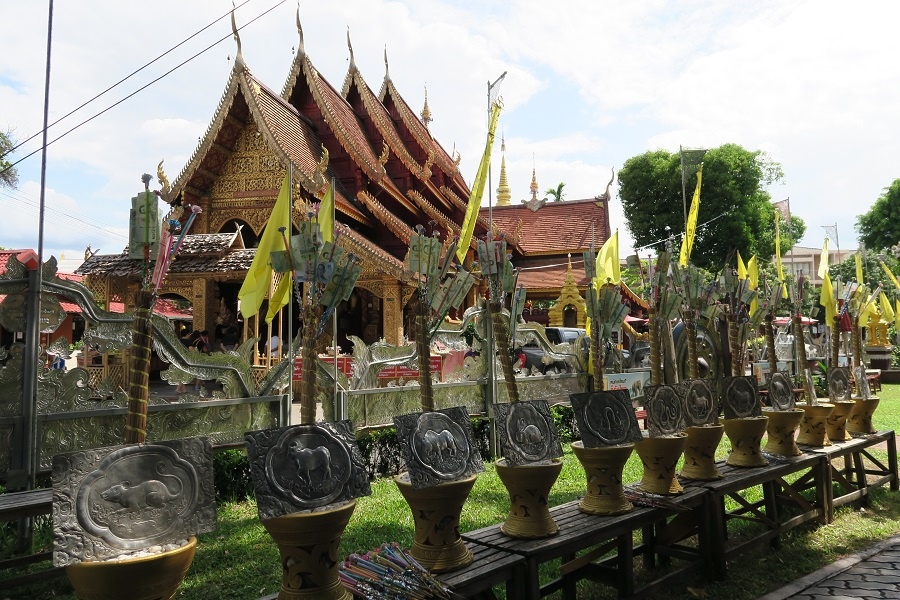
[516,327,603,374]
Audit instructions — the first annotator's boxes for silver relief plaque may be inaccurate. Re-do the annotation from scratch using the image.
[768,372,796,411]
[829,367,852,401]
[52,437,217,566]
[644,385,686,436]
[722,376,762,419]
[570,390,643,448]
[676,379,718,426]
[245,420,371,521]
[492,400,563,466]
[394,406,485,489]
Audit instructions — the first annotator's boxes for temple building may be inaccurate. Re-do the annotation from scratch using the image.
[76,11,640,371]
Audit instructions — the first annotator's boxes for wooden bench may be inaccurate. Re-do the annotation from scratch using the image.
[436,539,525,599]
[0,488,64,590]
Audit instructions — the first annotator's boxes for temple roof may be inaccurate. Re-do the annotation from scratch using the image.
[483,197,611,256]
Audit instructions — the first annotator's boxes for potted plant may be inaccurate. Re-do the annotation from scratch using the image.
[486,238,564,537]
[249,179,367,600]
[392,228,483,573]
[633,252,688,494]
[59,173,211,600]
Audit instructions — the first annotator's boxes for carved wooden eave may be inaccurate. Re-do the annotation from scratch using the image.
[440,185,497,240]
[238,71,371,227]
[334,223,405,279]
[407,189,460,241]
[166,65,246,205]
[344,63,453,212]
[378,75,467,194]
[357,190,416,247]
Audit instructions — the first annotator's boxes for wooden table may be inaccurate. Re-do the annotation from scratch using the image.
[436,539,525,599]
[801,429,898,522]
[700,452,828,581]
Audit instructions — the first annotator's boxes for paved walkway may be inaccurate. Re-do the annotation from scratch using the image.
[759,534,900,599]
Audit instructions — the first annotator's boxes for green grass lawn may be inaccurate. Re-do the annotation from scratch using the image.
[4,384,900,600]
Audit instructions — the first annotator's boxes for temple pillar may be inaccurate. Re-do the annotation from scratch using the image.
[382,280,403,346]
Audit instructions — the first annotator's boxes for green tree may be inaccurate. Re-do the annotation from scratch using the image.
[856,178,900,252]
[0,129,18,189]
[617,144,802,272]
[544,182,565,202]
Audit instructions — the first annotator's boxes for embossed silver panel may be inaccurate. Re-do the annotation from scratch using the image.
[245,420,371,520]
[768,372,796,410]
[492,400,563,466]
[676,380,718,426]
[52,437,217,566]
[721,376,762,419]
[829,367,851,401]
[644,385,686,436]
[394,406,485,489]
[570,390,643,448]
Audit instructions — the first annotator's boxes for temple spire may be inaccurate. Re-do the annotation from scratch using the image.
[230,1,244,68]
[529,162,539,203]
[496,134,511,206]
[296,3,305,55]
[421,85,432,128]
[347,28,356,68]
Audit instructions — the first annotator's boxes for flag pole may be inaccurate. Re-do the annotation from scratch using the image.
[330,176,340,421]
[287,163,294,420]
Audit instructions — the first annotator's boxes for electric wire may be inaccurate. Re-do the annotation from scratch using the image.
[1,0,286,176]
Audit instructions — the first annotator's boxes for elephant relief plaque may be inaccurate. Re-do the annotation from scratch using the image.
[570,390,643,448]
[768,372,796,410]
[676,379,718,427]
[245,420,371,521]
[829,367,852,401]
[492,400,563,466]
[721,376,762,419]
[394,406,485,489]
[52,437,217,566]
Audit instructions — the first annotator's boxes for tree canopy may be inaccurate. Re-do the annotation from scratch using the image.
[544,182,565,202]
[0,130,17,190]
[856,178,900,252]
[617,144,804,272]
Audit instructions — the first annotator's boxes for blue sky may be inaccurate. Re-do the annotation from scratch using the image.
[3,0,899,273]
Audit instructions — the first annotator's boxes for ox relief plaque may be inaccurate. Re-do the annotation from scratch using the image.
[643,385,686,437]
[245,420,371,521]
[768,372,796,410]
[570,390,643,448]
[52,437,217,567]
[829,367,852,401]
[676,380,718,427]
[394,406,485,489]
[492,400,563,467]
[721,376,762,419]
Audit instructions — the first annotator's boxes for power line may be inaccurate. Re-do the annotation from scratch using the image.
[1,0,286,176]
[0,188,127,241]
[6,0,253,158]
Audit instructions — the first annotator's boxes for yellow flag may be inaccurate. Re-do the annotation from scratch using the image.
[239,173,293,320]
[318,181,334,244]
[737,250,747,280]
[678,164,703,267]
[457,101,502,264]
[855,252,864,283]
[880,260,900,289]
[747,255,759,314]
[595,230,621,285]
[774,214,787,298]
[881,291,895,322]
[896,299,900,331]
[820,272,836,323]
[817,238,829,278]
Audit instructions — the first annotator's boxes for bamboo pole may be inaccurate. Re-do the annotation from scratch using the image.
[299,302,319,424]
[685,312,699,380]
[415,295,434,412]
[765,314,778,375]
[125,289,155,444]
[490,301,519,403]
[831,315,840,368]
[649,310,661,385]
[794,313,813,404]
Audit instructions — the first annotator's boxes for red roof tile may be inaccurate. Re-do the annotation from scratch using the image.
[483,198,610,256]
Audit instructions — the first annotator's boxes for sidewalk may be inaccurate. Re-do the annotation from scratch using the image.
[759,534,900,599]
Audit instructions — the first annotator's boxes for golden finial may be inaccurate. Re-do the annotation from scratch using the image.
[230,1,244,68]
[157,160,171,197]
[384,46,390,79]
[421,85,432,128]
[496,135,511,206]
[378,140,390,166]
[529,165,539,202]
[347,28,355,68]
[296,2,304,54]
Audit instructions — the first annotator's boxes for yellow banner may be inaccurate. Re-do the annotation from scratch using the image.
[239,173,293,319]
[457,101,502,264]
[594,230,621,285]
[820,272,836,323]
[880,260,900,289]
[737,250,747,280]
[318,182,334,244]
[678,164,703,267]
[817,238,829,279]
